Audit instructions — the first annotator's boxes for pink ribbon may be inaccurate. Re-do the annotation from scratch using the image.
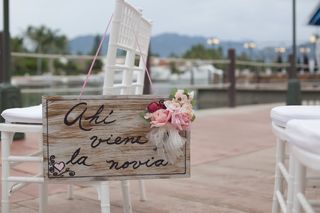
[78,14,113,99]
[79,14,153,99]
[134,33,153,86]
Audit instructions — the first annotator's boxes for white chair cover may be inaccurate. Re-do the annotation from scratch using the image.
[271,105,320,127]
[1,105,42,124]
[286,119,320,155]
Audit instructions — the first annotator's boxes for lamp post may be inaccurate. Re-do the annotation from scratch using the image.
[309,34,318,72]
[207,37,220,84]
[275,47,286,72]
[299,47,310,72]
[243,41,256,61]
[207,37,220,47]
[207,37,220,57]
[309,34,318,44]
[244,42,257,82]
[286,0,301,105]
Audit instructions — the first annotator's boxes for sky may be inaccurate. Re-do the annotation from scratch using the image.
[0,0,319,47]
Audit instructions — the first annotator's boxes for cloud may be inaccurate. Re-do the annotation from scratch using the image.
[0,0,318,45]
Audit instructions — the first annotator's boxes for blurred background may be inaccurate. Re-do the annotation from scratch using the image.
[0,0,320,108]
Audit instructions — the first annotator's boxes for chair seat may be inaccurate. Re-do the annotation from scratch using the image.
[271,106,320,128]
[286,119,320,155]
[1,105,42,124]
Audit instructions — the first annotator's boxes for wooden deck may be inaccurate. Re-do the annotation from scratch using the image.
[2,103,282,212]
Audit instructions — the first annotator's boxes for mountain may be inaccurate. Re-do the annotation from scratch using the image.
[68,33,249,57]
[68,33,305,62]
[150,33,251,57]
[150,33,207,57]
[68,35,109,55]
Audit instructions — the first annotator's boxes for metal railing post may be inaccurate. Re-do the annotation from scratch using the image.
[228,49,236,107]
[0,32,3,83]
[3,0,10,83]
[286,54,301,105]
[286,0,301,105]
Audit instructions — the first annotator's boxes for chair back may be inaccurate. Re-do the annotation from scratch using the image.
[103,0,152,96]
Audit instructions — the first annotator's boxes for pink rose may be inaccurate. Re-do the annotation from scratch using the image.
[171,112,190,131]
[150,109,172,128]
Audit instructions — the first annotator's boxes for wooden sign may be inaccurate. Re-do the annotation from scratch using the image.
[43,95,190,182]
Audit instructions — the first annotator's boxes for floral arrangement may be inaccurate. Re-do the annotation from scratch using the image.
[143,89,195,164]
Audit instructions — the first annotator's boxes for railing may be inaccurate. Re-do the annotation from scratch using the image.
[10,51,320,107]
[11,52,317,77]
[12,52,103,60]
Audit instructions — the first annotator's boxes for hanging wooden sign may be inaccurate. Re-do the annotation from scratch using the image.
[43,95,190,182]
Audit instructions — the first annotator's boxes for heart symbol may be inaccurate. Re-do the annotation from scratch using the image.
[54,162,65,172]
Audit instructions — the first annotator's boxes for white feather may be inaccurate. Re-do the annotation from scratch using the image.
[146,124,186,164]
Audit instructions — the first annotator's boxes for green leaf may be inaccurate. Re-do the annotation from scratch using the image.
[139,111,151,125]
[183,89,191,99]
[191,114,196,122]
[139,111,147,119]
[169,88,178,99]
[183,88,190,95]
[142,119,150,125]
[191,99,196,107]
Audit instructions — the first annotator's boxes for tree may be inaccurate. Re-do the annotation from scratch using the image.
[237,52,250,61]
[25,25,68,54]
[10,36,40,75]
[25,25,68,74]
[150,51,160,57]
[169,52,179,58]
[10,25,87,76]
[11,36,26,52]
[169,61,181,75]
[182,44,223,60]
[87,35,103,72]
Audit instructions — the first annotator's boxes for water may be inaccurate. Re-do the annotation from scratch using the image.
[20,81,204,107]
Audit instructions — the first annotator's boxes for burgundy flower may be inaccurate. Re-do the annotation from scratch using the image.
[158,99,166,109]
[147,102,160,113]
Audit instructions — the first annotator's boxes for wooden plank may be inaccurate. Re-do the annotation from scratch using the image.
[43,95,190,182]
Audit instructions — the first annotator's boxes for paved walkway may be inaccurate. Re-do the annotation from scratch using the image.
[2,103,283,212]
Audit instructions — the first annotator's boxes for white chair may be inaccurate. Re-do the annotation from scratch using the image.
[270,106,320,213]
[285,119,320,213]
[102,0,152,211]
[0,0,152,212]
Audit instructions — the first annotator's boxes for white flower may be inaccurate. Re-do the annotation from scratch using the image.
[181,103,193,119]
[174,90,189,104]
[164,100,181,111]
[175,89,184,99]
[188,91,194,101]
[144,112,153,120]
